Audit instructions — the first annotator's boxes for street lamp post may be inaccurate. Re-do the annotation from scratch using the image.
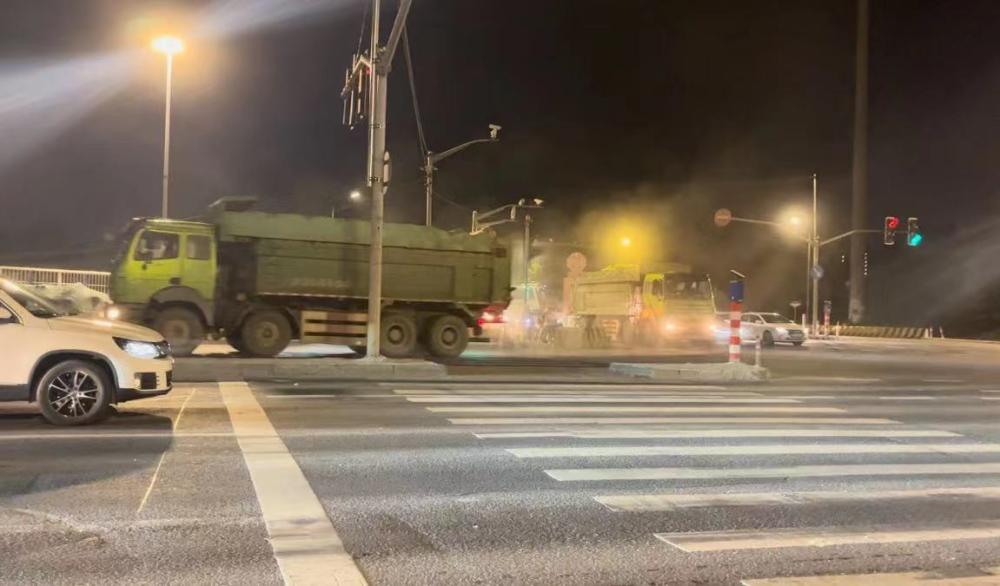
[152,35,184,219]
[423,124,500,227]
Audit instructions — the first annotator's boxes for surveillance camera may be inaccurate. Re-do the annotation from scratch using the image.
[488,124,502,139]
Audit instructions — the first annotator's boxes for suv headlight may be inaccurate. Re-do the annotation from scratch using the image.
[114,337,165,359]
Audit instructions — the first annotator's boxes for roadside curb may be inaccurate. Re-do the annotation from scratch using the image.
[173,358,446,382]
[610,361,770,384]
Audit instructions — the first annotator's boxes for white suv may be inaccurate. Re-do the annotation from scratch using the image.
[0,279,173,425]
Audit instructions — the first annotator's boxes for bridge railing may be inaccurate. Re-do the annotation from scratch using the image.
[0,266,112,294]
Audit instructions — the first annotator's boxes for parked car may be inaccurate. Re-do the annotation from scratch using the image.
[715,311,806,346]
[0,278,173,425]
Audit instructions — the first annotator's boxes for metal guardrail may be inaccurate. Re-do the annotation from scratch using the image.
[0,266,112,294]
[832,324,932,339]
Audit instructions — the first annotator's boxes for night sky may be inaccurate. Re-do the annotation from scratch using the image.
[1,1,997,328]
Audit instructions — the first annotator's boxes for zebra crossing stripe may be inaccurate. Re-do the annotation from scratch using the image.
[544,462,1000,482]
[741,566,1000,585]
[427,406,844,414]
[596,486,1000,511]
[393,385,730,394]
[407,396,800,404]
[510,443,1000,459]
[655,520,1000,552]
[448,417,899,425]
[474,429,955,439]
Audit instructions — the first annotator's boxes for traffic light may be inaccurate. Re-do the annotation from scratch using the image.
[883,216,899,246]
[907,217,922,246]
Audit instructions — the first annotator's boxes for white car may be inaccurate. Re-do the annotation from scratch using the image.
[0,278,173,425]
[739,312,807,346]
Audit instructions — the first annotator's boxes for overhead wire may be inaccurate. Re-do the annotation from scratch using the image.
[403,26,429,157]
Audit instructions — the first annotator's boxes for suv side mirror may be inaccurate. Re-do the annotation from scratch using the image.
[0,306,15,324]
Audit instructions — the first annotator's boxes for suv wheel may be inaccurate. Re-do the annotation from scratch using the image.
[36,360,112,426]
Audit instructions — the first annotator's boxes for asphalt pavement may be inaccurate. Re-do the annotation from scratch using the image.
[3,338,1000,585]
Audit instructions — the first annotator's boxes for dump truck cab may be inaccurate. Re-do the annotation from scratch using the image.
[110,218,218,355]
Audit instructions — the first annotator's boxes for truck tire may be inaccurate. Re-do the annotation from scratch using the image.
[425,314,469,358]
[153,306,205,357]
[226,334,249,355]
[381,313,418,358]
[240,310,293,358]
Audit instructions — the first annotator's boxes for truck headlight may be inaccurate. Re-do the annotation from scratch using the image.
[114,338,162,359]
[105,305,122,320]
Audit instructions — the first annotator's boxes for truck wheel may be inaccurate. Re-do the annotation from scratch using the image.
[226,334,248,355]
[381,313,418,358]
[240,310,293,358]
[425,315,469,358]
[153,307,205,357]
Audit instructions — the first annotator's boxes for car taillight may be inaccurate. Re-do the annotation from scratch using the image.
[479,308,505,324]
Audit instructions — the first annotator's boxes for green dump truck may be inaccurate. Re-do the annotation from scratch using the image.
[569,263,717,346]
[109,198,511,358]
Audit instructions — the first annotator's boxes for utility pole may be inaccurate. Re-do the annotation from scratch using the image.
[343,0,413,359]
[523,213,532,315]
[849,0,870,323]
[811,174,820,333]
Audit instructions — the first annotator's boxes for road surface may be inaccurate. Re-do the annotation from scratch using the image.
[3,338,1000,584]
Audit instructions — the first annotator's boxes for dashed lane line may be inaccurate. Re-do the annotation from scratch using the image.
[655,521,1000,553]
[597,487,1000,511]
[427,406,845,414]
[510,443,1000,459]
[474,429,955,440]
[544,462,1000,482]
[221,381,367,586]
[741,566,1000,585]
[448,417,899,425]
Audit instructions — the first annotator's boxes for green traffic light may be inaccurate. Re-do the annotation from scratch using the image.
[908,232,923,246]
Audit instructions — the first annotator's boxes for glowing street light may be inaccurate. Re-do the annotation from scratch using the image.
[349,190,362,201]
[620,237,632,247]
[151,35,184,218]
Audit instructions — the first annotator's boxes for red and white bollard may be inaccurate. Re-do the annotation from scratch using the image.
[729,300,742,363]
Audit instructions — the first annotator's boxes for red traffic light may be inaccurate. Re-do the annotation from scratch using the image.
[883,216,899,246]
[886,216,900,230]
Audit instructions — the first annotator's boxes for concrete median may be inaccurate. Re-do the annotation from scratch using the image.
[610,361,769,384]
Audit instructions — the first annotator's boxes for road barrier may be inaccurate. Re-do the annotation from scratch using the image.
[833,325,932,339]
[0,265,111,294]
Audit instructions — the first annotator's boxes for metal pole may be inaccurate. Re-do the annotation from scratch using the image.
[849,0,870,323]
[424,152,433,226]
[365,0,384,358]
[804,240,811,326]
[160,53,174,218]
[810,174,820,334]
[523,213,531,319]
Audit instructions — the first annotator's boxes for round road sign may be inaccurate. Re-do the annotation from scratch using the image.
[714,208,733,227]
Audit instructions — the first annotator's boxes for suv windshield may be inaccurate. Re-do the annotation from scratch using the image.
[0,279,67,319]
[759,313,794,324]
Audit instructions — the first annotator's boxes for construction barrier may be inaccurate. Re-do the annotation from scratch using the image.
[834,324,931,339]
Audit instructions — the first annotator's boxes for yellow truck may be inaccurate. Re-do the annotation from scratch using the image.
[569,263,717,347]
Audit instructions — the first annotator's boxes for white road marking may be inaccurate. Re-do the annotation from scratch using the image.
[596,487,1000,511]
[407,396,799,404]
[136,386,197,514]
[544,462,1000,482]
[878,396,937,401]
[392,385,730,393]
[655,521,1000,553]
[779,376,883,383]
[923,378,965,383]
[474,429,954,440]
[428,406,844,414]
[741,566,1000,585]
[982,390,1000,393]
[0,432,234,440]
[983,398,1000,401]
[510,443,1000,459]
[220,382,367,586]
[266,394,401,399]
[449,417,899,425]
